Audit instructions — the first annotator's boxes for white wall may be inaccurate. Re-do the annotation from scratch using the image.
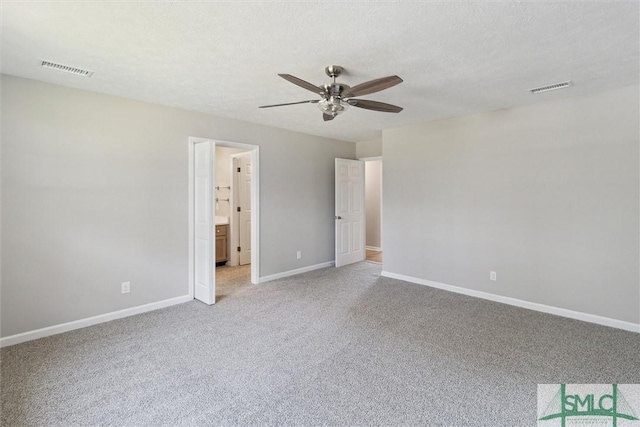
[365,160,382,249]
[215,146,246,218]
[383,85,639,325]
[1,75,355,337]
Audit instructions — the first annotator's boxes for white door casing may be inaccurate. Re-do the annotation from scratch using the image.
[189,137,260,296]
[235,153,252,265]
[194,141,215,304]
[335,158,365,267]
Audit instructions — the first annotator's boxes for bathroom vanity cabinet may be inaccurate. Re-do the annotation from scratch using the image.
[215,224,228,263]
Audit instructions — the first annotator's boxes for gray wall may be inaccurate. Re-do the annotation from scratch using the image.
[1,75,354,337]
[383,85,639,324]
[356,138,382,158]
[365,160,382,249]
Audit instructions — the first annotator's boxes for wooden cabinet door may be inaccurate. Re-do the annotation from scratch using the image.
[215,225,228,263]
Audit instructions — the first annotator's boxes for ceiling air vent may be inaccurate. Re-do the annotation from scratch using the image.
[529,81,572,94]
[41,60,94,78]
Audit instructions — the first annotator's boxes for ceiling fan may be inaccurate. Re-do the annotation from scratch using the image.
[259,65,403,121]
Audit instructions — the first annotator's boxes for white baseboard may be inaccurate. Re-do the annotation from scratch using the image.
[0,295,192,348]
[365,246,382,252]
[381,271,640,333]
[260,261,335,283]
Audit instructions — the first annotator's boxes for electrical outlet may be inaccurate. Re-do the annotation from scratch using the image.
[121,281,130,294]
[490,271,497,281]
[296,251,301,259]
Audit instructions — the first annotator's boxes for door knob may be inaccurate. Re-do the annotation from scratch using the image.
[335,216,342,220]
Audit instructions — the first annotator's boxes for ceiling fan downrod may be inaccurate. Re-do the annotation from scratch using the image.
[324,65,343,83]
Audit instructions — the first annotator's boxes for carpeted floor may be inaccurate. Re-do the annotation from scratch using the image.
[216,264,251,300]
[1,261,639,426]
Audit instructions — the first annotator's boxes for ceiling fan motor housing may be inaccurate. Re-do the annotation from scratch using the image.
[323,83,350,97]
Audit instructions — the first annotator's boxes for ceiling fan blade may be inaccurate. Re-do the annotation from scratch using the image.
[344,75,403,97]
[259,100,319,108]
[323,113,335,121]
[348,99,403,113]
[278,74,325,95]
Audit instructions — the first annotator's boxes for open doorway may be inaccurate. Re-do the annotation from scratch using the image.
[362,157,382,264]
[188,137,259,305]
[215,147,253,298]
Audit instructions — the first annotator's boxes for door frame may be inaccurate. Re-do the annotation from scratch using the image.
[358,156,383,253]
[188,137,260,301]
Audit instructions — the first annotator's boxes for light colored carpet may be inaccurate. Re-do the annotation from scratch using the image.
[2,261,639,426]
[216,264,251,300]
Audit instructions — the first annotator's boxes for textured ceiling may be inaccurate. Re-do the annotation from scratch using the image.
[1,2,638,142]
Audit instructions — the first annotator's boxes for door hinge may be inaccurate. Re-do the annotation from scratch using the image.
[237,207,241,212]
[237,246,241,252]
[237,167,241,172]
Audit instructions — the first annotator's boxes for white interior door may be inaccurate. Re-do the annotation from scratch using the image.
[236,154,252,265]
[194,141,215,304]
[335,158,365,267]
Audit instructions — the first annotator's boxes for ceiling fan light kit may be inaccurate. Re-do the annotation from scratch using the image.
[318,97,349,116]
[259,65,403,121]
